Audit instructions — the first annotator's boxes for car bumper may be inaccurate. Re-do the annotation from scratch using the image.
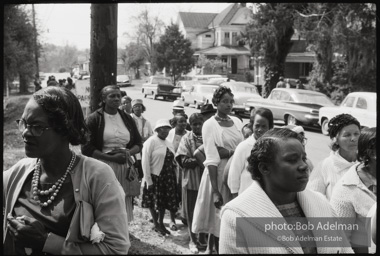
[303,114,320,126]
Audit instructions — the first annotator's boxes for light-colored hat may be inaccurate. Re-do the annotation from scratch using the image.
[173,100,185,110]
[132,99,144,108]
[154,119,172,131]
[282,124,304,134]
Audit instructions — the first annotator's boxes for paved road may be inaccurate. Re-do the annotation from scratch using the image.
[120,86,331,167]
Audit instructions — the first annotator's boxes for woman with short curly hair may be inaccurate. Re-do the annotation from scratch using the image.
[219,128,353,254]
[4,87,130,254]
[192,86,244,253]
[307,113,361,200]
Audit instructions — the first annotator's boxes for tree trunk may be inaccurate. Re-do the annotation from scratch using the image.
[90,4,118,112]
[19,74,29,94]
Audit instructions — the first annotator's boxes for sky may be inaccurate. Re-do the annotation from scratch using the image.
[32,3,238,50]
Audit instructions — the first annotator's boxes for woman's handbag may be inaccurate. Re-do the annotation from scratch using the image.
[67,200,94,243]
[125,157,141,197]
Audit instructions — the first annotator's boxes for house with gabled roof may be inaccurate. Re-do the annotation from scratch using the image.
[177,3,316,85]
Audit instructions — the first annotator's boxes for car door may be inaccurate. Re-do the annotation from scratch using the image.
[354,96,371,127]
[340,95,356,115]
[267,90,287,120]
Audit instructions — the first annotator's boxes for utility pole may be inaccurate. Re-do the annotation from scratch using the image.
[32,4,39,81]
[89,4,118,112]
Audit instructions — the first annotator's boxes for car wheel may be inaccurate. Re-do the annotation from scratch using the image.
[286,115,298,126]
[321,118,329,136]
[142,89,144,94]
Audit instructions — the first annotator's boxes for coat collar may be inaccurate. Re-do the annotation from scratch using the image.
[223,180,342,253]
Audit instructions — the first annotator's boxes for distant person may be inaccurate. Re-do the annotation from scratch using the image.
[170,100,191,131]
[120,96,132,115]
[276,76,286,88]
[296,79,304,89]
[141,119,180,236]
[65,77,75,90]
[47,76,58,87]
[34,80,42,92]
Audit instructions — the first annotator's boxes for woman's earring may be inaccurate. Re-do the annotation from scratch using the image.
[332,137,337,143]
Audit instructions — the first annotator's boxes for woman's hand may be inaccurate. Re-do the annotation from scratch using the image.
[212,191,224,209]
[110,153,127,164]
[7,214,48,251]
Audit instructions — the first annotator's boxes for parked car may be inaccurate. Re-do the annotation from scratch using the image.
[181,83,219,109]
[176,80,198,92]
[142,76,181,101]
[244,88,335,126]
[181,74,224,81]
[319,92,377,135]
[116,75,131,87]
[220,81,262,116]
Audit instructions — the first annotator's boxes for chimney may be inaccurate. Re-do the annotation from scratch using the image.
[240,3,246,7]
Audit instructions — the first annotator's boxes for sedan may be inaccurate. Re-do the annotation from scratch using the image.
[181,83,219,109]
[244,88,335,127]
[319,92,376,135]
[116,75,131,87]
[176,80,198,92]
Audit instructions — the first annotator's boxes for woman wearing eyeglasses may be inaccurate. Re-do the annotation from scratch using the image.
[4,87,130,254]
[81,85,142,223]
[192,86,244,254]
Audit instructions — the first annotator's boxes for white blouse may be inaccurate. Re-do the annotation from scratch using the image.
[102,112,130,152]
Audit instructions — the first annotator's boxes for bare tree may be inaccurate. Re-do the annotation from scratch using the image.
[130,9,165,74]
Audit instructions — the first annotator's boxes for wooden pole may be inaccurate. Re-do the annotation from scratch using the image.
[32,4,39,80]
[89,4,118,112]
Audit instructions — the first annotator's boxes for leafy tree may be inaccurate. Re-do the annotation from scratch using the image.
[4,4,36,93]
[128,9,165,75]
[155,23,195,85]
[120,42,146,79]
[244,3,304,97]
[197,55,226,74]
[294,3,376,95]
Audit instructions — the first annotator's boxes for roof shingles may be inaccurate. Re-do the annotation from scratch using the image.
[179,12,217,29]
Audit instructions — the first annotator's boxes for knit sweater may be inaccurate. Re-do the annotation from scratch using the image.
[220,180,354,254]
[330,164,376,253]
[307,150,357,200]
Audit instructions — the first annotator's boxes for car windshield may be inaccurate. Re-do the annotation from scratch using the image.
[296,92,334,105]
[230,85,258,94]
[199,86,218,93]
[152,77,171,84]
[117,75,129,81]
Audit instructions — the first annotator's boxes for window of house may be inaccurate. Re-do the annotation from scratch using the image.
[225,32,230,38]
[356,97,367,109]
[300,63,313,77]
[232,32,238,45]
[205,34,211,38]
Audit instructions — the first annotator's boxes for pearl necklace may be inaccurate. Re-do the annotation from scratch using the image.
[215,114,230,121]
[32,152,76,207]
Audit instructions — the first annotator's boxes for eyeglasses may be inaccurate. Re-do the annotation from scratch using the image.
[16,119,51,137]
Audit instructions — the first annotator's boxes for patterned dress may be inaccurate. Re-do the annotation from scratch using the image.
[141,148,179,212]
